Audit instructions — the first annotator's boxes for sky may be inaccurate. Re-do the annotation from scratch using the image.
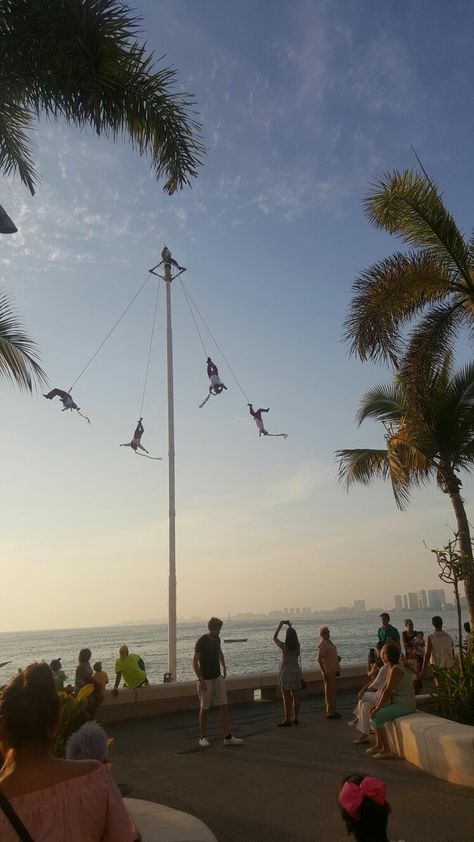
[1,0,474,631]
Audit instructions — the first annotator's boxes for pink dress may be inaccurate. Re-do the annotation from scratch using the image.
[0,764,137,841]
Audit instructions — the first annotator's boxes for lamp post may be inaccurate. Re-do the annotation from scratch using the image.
[150,252,178,680]
[0,204,17,234]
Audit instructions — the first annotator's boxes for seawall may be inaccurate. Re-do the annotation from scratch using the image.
[99,664,368,723]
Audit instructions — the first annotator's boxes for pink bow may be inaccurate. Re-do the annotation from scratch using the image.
[339,776,387,820]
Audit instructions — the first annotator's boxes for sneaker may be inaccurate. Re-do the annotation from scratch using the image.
[277,720,291,727]
[223,735,243,746]
[326,713,342,720]
[199,737,210,748]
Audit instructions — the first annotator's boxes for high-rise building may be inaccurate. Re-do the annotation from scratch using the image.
[408,592,418,611]
[428,589,445,611]
[353,600,366,612]
[394,595,403,611]
[417,590,428,610]
[402,595,408,610]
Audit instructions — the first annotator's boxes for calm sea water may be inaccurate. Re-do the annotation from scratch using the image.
[0,609,461,686]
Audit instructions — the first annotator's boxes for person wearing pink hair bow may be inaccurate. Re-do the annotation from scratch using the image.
[338,773,395,841]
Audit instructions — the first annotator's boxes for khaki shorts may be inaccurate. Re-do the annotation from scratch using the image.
[197,675,227,709]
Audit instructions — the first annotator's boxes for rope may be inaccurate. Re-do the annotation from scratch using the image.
[139,278,161,417]
[68,273,151,392]
[179,278,208,359]
[179,278,251,404]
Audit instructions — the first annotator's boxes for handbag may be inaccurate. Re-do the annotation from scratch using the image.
[0,790,34,841]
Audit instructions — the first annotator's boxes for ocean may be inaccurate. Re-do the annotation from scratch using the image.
[0,609,461,686]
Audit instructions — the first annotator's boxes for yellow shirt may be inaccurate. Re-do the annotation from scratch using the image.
[114,654,146,688]
[93,670,109,688]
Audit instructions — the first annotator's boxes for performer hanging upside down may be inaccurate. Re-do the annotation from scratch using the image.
[161,245,186,271]
[248,404,288,439]
[120,418,149,453]
[207,357,227,395]
[44,388,90,423]
[248,404,270,436]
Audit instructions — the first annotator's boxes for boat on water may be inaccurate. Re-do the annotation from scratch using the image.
[224,638,248,643]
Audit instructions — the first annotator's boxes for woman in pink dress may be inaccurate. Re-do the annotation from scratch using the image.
[0,662,139,841]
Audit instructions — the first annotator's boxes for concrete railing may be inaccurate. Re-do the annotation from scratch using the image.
[386,711,474,788]
[99,664,368,723]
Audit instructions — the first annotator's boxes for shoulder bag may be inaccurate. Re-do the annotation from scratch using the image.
[0,789,34,841]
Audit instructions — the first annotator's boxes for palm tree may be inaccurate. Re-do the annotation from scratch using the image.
[0,290,46,390]
[0,0,204,196]
[336,357,474,625]
[344,169,474,383]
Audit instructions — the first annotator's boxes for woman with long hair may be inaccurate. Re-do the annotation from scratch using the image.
[0,662,138,840]
[273,620,302,726]
[368,644,416,759]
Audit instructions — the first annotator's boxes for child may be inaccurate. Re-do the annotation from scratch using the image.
[50,658,67,691]
[93,661,109,690]
[339,774,392,842]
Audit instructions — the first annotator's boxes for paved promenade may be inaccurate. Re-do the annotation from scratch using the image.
[108,692,473,841]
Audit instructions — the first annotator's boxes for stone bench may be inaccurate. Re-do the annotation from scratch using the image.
[125,798,217,841]
[386,711,474,787]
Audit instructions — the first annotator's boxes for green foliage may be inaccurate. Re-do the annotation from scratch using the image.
[0,290,46,391]
[345,169,474,383]
[336,355,474,510]
[0,0,204,195]
[434,654,474,725]
[55,684,94,757]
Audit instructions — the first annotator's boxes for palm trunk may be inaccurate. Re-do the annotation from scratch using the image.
[445,471,474,627]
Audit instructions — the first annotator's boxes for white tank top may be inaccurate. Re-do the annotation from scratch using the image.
[429,631,454,668]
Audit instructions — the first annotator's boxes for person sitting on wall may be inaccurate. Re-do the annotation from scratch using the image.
[112,646,148,696]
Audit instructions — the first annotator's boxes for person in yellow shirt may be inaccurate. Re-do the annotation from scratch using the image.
[92,662,109,690]
[112,645,148,696]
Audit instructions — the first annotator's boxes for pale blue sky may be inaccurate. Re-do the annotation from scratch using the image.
[1,0,473,630]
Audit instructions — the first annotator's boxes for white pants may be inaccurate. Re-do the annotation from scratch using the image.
[353,690,379,735]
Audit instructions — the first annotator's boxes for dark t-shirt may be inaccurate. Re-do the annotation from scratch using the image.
[377,624,400,645]
[195,633,221,679]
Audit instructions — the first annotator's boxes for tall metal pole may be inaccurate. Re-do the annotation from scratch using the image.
[164,260,177,679]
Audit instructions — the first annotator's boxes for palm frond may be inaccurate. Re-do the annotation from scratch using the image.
[356,383,404,426]
[336,448,390,489]
[433,360,474,458]
[401,299,467,387]
[0,290,47,391]
[364,170,472,286]
[0,96,38,195]
[0,0,204,194]
[344,250,452,365]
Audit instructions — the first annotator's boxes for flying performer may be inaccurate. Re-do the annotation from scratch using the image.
[43,388,90,423]
[248,404,287,438]
[120,419,162,460]
[199,357,227,408]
